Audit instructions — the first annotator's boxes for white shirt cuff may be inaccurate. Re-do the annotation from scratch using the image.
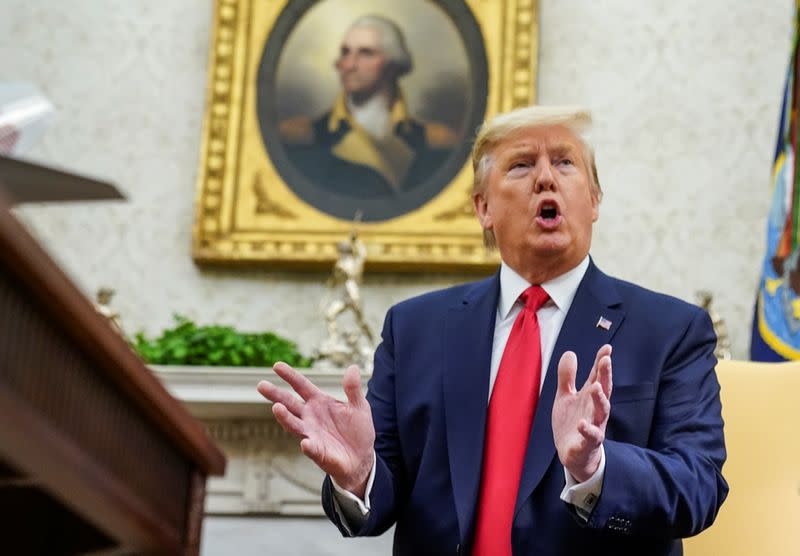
[330,452,376,533]
[559,445,605,521]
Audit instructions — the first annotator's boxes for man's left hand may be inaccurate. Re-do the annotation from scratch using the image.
[552,344,613,482]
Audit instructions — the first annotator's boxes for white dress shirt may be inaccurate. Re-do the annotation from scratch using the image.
[332,255,605,530]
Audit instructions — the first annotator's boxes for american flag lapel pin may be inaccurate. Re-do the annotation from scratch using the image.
[596,316,612,330]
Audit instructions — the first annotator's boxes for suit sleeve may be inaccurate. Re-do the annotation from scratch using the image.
[586,307,729,538]
[322,306,407,537]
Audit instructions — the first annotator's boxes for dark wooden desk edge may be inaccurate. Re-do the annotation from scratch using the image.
[0,192,225,476]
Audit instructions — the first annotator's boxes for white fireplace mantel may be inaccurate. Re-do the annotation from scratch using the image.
[151,365,364,516]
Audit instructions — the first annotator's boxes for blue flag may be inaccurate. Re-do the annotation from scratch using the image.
[751,5,800,360]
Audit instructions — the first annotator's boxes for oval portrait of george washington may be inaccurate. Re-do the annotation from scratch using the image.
[256,0,488,222]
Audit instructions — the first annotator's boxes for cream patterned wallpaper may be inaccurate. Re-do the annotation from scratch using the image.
[0,0,793,359]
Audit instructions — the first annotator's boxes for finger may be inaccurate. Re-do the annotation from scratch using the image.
[342,365,366,409]
[557,351,578,395]
[300,437,327,469]
[257,380,305,416]
[273,361,323,401]
[585,344,613,386]
[596,354,613,399]
[589,382,611,426]
[272,402,306,438]
[577,418,604,446]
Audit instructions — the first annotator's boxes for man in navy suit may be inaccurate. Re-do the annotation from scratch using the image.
[258,106,728,555]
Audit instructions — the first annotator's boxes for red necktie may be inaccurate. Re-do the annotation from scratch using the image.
[473,285,549,556]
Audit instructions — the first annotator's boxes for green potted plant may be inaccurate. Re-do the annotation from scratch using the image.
[133,315,313,368]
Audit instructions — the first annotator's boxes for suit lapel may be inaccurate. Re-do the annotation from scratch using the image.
[443,274,499,543]
[514,261,626,515]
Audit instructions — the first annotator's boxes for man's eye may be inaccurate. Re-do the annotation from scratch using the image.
[510,162,530,170]
[557,158,574,166]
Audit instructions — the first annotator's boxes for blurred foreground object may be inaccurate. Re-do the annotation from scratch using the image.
[0,82,55,156]
[0,159,225,554]
[315,230,375,372]
[0,154,122,205]
[695,290,731,360]
[0,83,120,205]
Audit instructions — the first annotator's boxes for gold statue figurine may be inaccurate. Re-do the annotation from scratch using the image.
[695,290,731,360]
[316,229,375,371]
[95,287,124,336]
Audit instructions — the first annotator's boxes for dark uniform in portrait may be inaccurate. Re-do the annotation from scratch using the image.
[279,92,457,199]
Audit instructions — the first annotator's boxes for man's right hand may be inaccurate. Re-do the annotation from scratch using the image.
[256,362,375,499]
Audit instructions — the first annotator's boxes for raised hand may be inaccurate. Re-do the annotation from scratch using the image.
[256,362,375,498]
[552,344,613,482]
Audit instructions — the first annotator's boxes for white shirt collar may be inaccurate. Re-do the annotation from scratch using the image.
[498,255,591,319]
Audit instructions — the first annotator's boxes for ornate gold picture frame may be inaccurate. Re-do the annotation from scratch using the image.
[193,0,538,271]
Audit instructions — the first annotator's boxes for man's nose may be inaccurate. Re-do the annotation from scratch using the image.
[337,54,356,71]
[532,162,557,193]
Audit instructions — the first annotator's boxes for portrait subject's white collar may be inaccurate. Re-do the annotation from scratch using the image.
[347,93,393,139]
[328,91,411,135]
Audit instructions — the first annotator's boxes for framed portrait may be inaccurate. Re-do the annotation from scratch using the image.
[193,0,539,271]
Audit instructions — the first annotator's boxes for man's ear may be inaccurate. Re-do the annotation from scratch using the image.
[591,188,600,222]
[473,192,492,230]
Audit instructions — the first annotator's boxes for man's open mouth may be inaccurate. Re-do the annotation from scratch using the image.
[539,202,559,220]
[535,200,562,228]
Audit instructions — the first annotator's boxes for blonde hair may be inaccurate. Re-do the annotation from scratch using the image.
[470,105,602,248]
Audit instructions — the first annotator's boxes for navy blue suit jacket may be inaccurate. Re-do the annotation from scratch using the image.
[322,261,728,555]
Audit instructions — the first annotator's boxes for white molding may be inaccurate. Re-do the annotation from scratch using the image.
[151,364,365,418]
[151,365,365,516]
